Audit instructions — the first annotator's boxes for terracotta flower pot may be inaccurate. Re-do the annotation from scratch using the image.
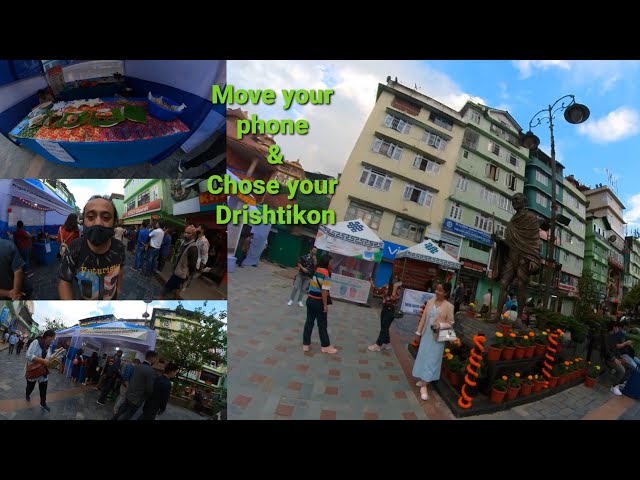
[534,344,546,357]
[520,382,533,397]
[501,346,516,361]
[514,345,526,359]
[548,376,558,388]
[533,380,545,393]
[498,323,511,335]
[449,372,461,387]
[506,385,521,401]
[584,376,596,388]
[558,374,568,386]
[487,346,502,361]
[490,387,506,404]
[524,345,535,358]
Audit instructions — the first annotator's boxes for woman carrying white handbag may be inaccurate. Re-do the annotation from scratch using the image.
[412,282,455,401]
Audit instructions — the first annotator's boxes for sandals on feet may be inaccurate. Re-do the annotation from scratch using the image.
[420,385,429,401]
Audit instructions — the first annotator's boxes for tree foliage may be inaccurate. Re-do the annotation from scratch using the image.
[621,282,640,310]
[574,270,601,319]
[155,304,227,383]
[43,317,66,333]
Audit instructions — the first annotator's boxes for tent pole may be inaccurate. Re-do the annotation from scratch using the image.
[401,257,407,285]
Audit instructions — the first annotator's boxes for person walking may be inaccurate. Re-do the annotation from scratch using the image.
[70,349,84,384]
[139,363,179,420]
[56,214,80,259]
[412,282,455,401]
[16,336,25,356]
[236,233,253,267]
[112,350,159,420]
[302,254,338,355]
[288,246,317,307]
[368,277,402,352]
[83,352,99,386]
[25,329,56,413]
[13,221,32,276]
[8,332,17,354]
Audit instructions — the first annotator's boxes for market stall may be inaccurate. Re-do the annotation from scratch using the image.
[314,219,383,304]
[54,321,157,380]
[0,179,74,263]
[1,60,225,168]
[394,239,461,314]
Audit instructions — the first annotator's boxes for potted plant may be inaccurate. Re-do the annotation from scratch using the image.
[585,363,602,388]
[550,363,564,387]
[534,331,548,357]
[498,315,514,335]
[466,303,477,318]
[523,333,536,358]
[576,358,588,377]
[506,373,522,400]
[491,375,508,404]
[487,332,504,361]
[443,352,463,387]
[532,374,547,393]
[520,374,534,397]
[501,332,517,361]
[514,335,529,360]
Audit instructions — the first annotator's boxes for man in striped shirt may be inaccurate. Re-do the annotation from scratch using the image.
[302,254,337,354]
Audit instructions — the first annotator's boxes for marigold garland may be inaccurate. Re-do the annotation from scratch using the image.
[458,334,485,409]
[542,328,564,380]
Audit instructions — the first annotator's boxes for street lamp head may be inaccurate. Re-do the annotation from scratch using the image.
[564,103,590,124]
[521,131,540,150]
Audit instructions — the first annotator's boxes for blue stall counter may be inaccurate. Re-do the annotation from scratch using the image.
[32,241,60,265]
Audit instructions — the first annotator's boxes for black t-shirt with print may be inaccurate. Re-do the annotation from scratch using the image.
[58,237,125,300]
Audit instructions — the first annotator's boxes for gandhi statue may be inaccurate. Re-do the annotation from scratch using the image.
[489,193,541,323]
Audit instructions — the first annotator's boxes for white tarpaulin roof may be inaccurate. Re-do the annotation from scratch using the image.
[56,321,157,348]
[318,219,384,248]
[395,239,461,270]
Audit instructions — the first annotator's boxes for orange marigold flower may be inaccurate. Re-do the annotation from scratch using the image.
[564,361,570,366]
[529,332,535,336]
[510,333,516,338]
[502,375,508,381]
[515,373,521,377]
[528,375,533,380]
[524,336,529,340]
[496,332,504,338]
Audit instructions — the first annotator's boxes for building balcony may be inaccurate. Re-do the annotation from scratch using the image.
[608,256,624,270]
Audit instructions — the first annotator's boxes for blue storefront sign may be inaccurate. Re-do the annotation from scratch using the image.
[442,219,492,247]
[0,307,8,326]
[382,240,408,260]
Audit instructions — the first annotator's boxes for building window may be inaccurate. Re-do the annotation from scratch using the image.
[535,170,549,186]
[462,130,479,150]
[403,184,433,207]
[137,190,150,206]
[384,114,412,134]
[449,203,463,221]
[421,131,447,150]
[392,217,426,242]
[485,163,499,181]
[480,186,495,204]
[470,111,481,124]
[488,141,501,156]
[508,153,519,167]
[412,155,440,175]
[126,199,136,211]
[359,167,392,192]
[504,172,517,191]
[151,184,159,201]
[463,150,469,158]
[536,192,548,208]
[474,214,493,233]
[372,137,403,160]
[345,201,383,230]
[497,194,510,212]
[428,112,453,131]
[469,240,491,252]
[495,222,506,238]
[455,174,468,192]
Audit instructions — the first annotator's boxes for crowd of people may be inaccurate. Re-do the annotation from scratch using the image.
[0,194,221,301]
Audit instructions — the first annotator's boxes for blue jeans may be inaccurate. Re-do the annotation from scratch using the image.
[134,245,146,270]
[19,247,30,272]
[621,354,640,369]
[146,248,160,274]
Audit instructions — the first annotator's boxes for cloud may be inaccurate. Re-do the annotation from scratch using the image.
[514,60,571,78]
[577,107,640,143]
[62,179,126,208]
[625,194,640,230]
[228,60,485,177]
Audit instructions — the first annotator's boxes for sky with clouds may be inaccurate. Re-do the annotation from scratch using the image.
[61,179,127,208]
[31,301,227,328]
[228,60,640,230]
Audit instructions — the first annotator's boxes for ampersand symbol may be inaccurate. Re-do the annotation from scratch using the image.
[267,145,284,165]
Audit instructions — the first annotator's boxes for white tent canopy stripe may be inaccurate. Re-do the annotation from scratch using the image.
[395,239,461,271]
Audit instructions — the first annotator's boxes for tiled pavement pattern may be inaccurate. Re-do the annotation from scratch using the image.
[0,344,207,420]
[0,131,221,179]
[229,262,429,420]
[229,261,640,420]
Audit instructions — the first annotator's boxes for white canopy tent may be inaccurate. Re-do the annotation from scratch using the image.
[395,239,462,271]
[55,321,157,378]
[314,219,384,304]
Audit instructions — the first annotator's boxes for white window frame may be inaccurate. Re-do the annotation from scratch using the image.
[505,172,517,191]
[536,192,548,208]
[392,217,426,242]
[345,201,383,231]
[470,111,481,124]
[535,170,549,186]
[449,203,463,221]
[455,174,468,192]
[485,162,499,181]
[403,184,433,207]
[495,222,506,238]
[474,214,493,233]
[497,194,510,212]
[372,137,403,160]
[359,167,392,192]
[421,130,447,150]
[384,114,412,134]
[412,154,441,175]
[480,186,495,204]
[429,112,453,131]
[488,141,501,156]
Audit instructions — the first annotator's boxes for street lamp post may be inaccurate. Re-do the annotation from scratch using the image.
[521,95,590,311]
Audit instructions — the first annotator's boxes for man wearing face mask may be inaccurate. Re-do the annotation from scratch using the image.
[58,195,126,300]
[162,225,199,299]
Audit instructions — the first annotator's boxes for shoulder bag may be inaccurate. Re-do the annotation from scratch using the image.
[26,362,47,380]
[437,327,458,343]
